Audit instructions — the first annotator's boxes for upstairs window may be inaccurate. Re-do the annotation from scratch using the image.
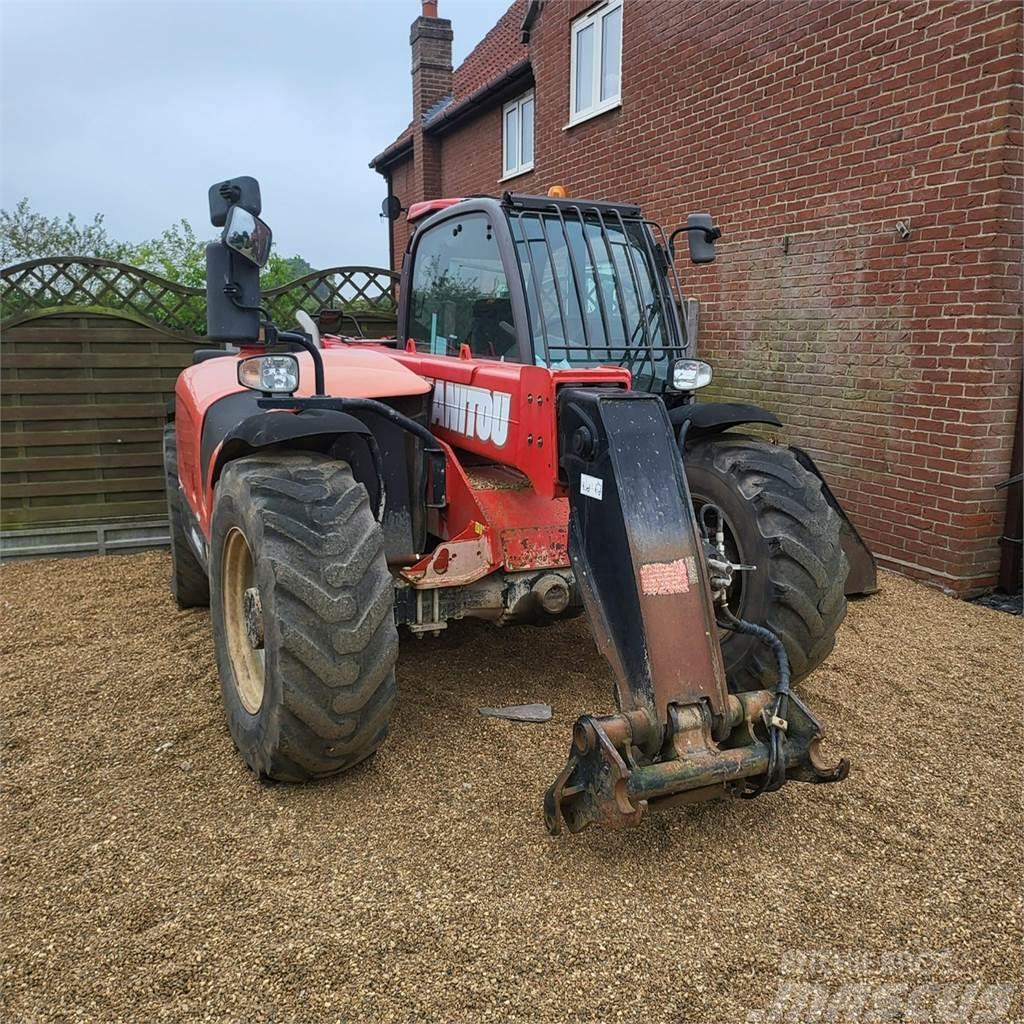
[502,91,535,179]
[570,0,622,125]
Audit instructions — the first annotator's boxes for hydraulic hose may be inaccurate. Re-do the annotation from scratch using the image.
[256,394,444,518]
[716,604,791,796]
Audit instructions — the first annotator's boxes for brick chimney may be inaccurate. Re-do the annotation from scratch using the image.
[410,1,452,201]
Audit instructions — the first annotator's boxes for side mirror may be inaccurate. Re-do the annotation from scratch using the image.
[381,195,403,221]
[686,213,721,265]
[223,205,273,267]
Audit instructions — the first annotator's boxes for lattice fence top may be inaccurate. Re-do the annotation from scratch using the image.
[1,258,207,334]
[0,257,398,337]
[263,266,398,327]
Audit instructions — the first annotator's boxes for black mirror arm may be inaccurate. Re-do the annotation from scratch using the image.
[224,283,270,321]
[668,224,722,259]
[273,327,326,396]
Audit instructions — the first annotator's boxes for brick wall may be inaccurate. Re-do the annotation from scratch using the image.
[390,156,416,267]
[384,0,1023,594]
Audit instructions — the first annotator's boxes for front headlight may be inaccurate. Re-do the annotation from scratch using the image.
[671,358,713,391]
[237,353,300,395]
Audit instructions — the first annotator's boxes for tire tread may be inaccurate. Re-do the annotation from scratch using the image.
[214,452,397,781]
[687,436,848,691]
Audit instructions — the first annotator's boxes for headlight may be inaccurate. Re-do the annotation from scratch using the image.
[671,358,713,391]
[237,354,300,394]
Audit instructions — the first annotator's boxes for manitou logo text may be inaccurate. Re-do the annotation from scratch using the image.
[431,381,512,447]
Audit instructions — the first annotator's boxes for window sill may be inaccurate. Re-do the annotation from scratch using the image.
[498,165,535,183]
[563,99,621,130]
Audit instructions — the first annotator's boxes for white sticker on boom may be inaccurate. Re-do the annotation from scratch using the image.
[580,474,604,500]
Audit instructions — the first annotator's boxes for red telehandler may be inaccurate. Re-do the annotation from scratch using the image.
[165,176,863,833]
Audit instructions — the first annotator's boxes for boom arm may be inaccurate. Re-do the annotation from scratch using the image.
[544,388,848,834]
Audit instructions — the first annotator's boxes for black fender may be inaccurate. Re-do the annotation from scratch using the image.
[203,396,425,565]
[670,402,877,596]
[668,401,782,435]
[788,446,879,596]
[210,406,374,486]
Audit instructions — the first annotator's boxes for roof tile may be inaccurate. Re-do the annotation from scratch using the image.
[450,0,529,104]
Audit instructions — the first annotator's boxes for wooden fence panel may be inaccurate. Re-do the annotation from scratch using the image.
[1,313,188,528]
[0,259,398,540]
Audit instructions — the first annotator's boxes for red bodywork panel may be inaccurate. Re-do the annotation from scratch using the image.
[380,344,630,500]
[174,339,630,584]
[175,346,431,537]
[376,344,629,586]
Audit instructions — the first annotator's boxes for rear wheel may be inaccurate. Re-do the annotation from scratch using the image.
[162,424,210,609]
[210,452,398,780]
[684,436,847,692]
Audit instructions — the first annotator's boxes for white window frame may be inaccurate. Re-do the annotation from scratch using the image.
[501,90,535,181]
[568,0,623,128]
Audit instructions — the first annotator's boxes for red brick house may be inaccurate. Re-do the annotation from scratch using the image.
[370,0,1023,595]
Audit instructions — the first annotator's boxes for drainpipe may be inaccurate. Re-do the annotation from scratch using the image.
[997,385,1022,594]
[385,173,396,276]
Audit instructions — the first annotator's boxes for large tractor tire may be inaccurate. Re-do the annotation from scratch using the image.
[684,436,848,692]
[209,452,398,781]
[162,424,210,609]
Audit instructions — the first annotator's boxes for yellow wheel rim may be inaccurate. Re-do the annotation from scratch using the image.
[221,527,265,714]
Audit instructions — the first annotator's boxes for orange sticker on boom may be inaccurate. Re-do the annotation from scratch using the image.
[639,557,691,596]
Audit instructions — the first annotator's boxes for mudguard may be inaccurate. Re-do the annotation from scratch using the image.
[210,406,373,485]
[207,404,425,565]
[789,446,879,596]
[668,401,782,434]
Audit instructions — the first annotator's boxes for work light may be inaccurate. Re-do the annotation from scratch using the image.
[237,354,300,395]
[670,358,713,391]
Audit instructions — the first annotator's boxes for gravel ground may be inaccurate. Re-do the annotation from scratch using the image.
[2,552,1022,1024]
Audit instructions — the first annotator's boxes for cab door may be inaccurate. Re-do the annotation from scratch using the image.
[399,207,532,365]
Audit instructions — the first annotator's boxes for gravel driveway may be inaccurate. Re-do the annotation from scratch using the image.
[2,552,1021,1023]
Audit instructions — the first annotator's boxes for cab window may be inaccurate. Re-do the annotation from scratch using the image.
[408,213,517,360]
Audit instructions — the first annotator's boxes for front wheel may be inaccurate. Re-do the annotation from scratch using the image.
[684,436,848,692]
[210,452,398,780]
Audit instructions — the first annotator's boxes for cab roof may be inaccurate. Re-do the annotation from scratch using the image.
[407,193,643,224]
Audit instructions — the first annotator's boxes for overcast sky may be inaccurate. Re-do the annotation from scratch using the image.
[0,0,509,268]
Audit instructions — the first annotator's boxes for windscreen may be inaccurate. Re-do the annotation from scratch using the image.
[509,207,684,390]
